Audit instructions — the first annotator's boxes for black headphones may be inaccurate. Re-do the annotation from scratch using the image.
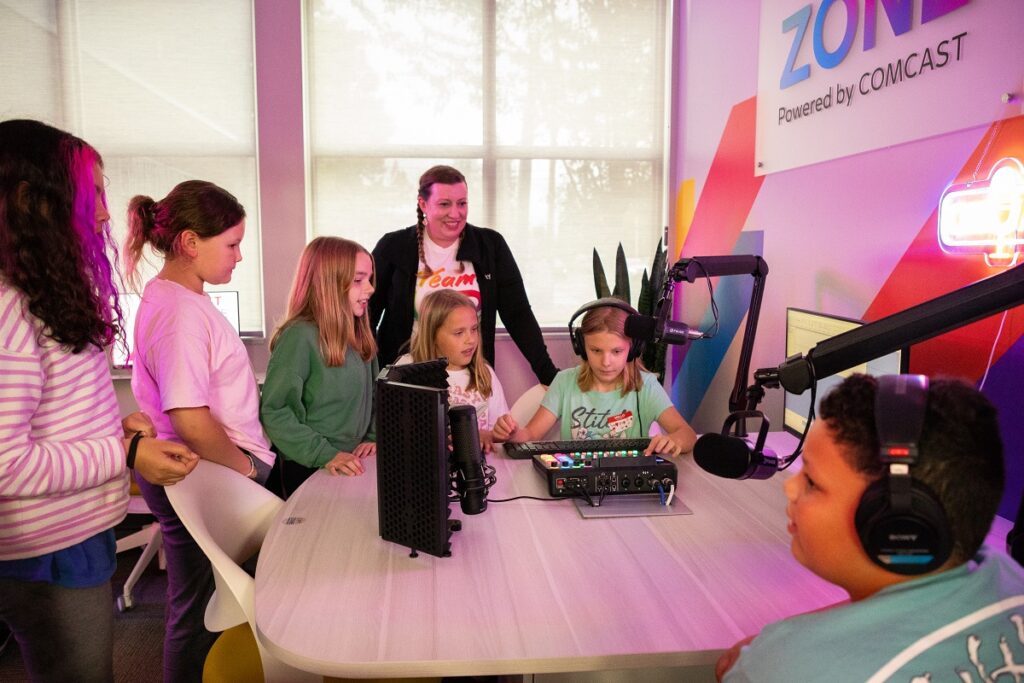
[854,374,952,576]
[567,298,645,362]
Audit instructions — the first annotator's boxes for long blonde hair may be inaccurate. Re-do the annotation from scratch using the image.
[576,305,644,396]
[270,237,376,366]
[409,289,491,397]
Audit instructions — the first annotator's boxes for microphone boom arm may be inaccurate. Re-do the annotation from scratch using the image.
[773,262,1024,396]
[666,255,770,413]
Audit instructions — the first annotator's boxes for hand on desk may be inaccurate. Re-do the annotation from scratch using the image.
[326,442,375,477]
[479,428,495,454]
[715,634,755,681]
[645,432,687,457]
[492,414,518,442]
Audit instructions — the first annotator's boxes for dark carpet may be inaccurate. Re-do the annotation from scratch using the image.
[0,515,167,682]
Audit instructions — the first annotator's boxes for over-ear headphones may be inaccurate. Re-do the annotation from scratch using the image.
[567,298,645,362]
[855,374,952,575]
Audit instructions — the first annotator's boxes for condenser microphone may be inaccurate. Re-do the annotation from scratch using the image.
[693,410,779,480]
[448,405,488,515]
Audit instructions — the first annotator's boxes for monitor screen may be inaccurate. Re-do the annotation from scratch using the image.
[783,308,910,436]
[111,290,241,369]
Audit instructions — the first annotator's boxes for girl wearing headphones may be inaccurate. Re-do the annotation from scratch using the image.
[494,299,696,456]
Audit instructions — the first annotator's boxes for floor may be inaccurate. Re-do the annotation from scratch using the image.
[0,516,166,683]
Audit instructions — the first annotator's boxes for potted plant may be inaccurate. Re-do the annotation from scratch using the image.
[592,240,668,383]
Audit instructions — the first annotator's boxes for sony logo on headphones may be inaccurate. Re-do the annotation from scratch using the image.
[888,533,919,541]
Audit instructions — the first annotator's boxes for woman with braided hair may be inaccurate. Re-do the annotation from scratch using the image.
[370,165,557,384]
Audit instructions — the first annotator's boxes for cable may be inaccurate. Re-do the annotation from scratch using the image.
[691,258,721,339]
[779,358,818,471]
[656,482,666,506]
[488,495,563,503]
[665,483,676,507]
[978,310,1008,391]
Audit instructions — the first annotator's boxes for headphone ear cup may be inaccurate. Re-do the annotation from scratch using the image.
[855,478,952,576]
[570,327,585,359]
[627,337,644,362]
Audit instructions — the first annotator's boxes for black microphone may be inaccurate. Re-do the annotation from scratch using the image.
[692,411,779,480]
[448,405,488,515]
[624,314,703,345]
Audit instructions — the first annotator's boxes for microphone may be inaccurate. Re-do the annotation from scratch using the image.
[692,410,779,480]
[448,405,488,515]
[624,313,704,345]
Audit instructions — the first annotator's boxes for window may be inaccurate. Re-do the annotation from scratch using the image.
[306,0,669,326]
[0,0,263,333]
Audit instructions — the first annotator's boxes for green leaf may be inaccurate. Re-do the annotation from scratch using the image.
[637,269,652,317]
[593,248,611,299]
[649,240,666,299]
[612,243,630,304]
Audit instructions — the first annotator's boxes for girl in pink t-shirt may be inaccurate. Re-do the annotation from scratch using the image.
[123,180,271,682]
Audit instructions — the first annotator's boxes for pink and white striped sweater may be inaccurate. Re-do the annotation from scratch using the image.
[0,284,128,561]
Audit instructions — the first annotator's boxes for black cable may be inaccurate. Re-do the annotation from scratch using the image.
[487,495,563,503]
[779,369,817,471]
[689,258,721,339]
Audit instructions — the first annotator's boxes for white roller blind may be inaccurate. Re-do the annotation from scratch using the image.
[307,0,668,326]
[0,0,263,332]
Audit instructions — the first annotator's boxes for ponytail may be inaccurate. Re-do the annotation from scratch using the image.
[124,195,156,292]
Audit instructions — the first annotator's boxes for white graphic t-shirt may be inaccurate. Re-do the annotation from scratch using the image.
[413,233,481,328]
[394,354,508,430]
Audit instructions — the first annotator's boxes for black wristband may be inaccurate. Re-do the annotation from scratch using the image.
[127,431,144,470]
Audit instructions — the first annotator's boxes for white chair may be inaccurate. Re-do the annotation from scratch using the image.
[508,383,559,440]
[114,474,163,612]
[166,460,318,683]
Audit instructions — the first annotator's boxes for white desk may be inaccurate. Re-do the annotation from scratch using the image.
[254,437,854,679]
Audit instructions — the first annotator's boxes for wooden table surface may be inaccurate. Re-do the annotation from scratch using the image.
[253,434,865,679]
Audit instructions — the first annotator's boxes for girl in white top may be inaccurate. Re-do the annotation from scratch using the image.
[0,119,196,683]
[123,180,272,682]
[397,289,509,452]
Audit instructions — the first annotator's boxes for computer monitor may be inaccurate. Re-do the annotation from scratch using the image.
[375,359,455,558]
[111,290,241,369]
[783,308,910,436]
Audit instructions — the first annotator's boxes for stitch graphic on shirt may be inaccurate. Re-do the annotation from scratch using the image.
[568,407,633,440]
[606,410,634,436]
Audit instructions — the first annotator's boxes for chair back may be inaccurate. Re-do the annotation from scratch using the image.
[168,460,321,682]
[166,460,282,631]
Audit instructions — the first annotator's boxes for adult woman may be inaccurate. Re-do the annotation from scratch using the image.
[0,119,197,682]
[370,165,558,384]
[124,180,274,682]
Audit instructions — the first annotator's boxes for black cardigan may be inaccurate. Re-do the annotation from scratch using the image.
[369,223,558,385]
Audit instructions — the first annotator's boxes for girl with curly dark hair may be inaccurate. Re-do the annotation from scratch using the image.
[0,119,197,682]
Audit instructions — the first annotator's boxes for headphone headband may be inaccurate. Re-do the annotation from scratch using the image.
[567,298,645,362]
[856,374,952,576]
